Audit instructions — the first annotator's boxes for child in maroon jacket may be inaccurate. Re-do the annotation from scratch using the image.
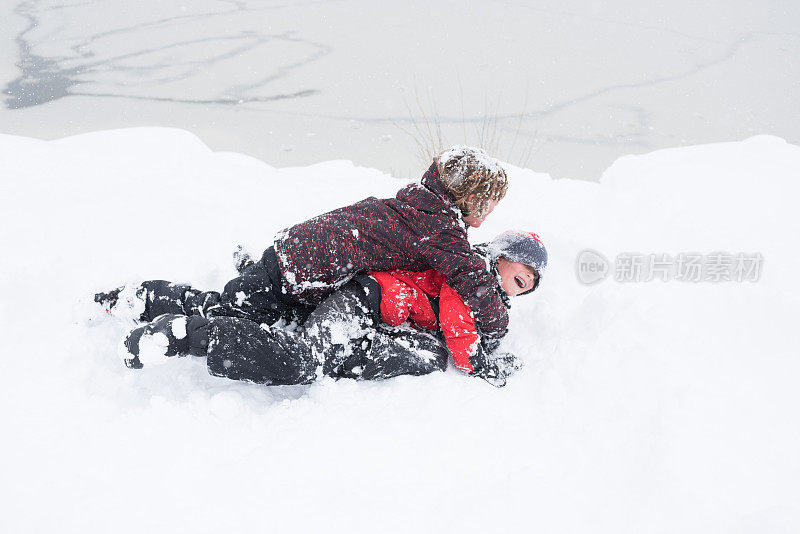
[268,147,510,342]
[99,146,512,348]
[116,232,548,387]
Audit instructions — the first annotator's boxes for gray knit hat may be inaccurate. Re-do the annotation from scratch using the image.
[487,230,548,292]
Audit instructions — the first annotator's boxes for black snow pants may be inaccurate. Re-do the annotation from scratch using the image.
[132,283,449,385]
[124,242,449,384]
[135,247,313,326]
[205,283,449,385]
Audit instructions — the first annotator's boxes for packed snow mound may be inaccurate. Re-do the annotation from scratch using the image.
[1,128,799,534]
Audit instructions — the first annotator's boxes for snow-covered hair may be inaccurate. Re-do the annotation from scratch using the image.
[434,146,508,218]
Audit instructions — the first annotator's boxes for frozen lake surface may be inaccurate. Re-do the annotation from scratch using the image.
[1,0,798,179]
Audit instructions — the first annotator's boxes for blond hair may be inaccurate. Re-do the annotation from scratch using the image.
[435,146,508,218]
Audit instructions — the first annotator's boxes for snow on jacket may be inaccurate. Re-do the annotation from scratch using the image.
[368,269,484,373]
[273,164,509,340]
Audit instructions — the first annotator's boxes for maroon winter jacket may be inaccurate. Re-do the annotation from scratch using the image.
[273,164,509,340]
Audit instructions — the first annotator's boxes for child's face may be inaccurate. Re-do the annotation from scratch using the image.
[463,199,498,228]
[497,257,539,296]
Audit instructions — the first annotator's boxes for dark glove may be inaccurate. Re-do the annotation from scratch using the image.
[468,348,524,388]
[481,334,504,354]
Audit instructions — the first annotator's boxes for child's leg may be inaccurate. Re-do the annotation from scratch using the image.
[206,282,374,384]
[122,312,318,385]
[207,247,312,326]
[338,326,449,381]
[295,283,448,380]
[297,283,377,377]
[95,280,220,323]
[205,317,317,385]
[96,247,307,326]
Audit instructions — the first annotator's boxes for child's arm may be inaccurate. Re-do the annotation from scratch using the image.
[438,282,482,373]
[439,283,521,387]
[420,229,509,341]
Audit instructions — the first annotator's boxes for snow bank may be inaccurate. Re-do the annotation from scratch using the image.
[1,128,798,533]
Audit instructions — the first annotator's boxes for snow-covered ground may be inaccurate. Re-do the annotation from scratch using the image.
[1,128,799,533]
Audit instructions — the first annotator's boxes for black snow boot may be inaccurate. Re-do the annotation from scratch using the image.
[94,284,147,323]
[96,281,221,324]
[122,314,210,369]
[233,244,255,274]
[94,286,122,310]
